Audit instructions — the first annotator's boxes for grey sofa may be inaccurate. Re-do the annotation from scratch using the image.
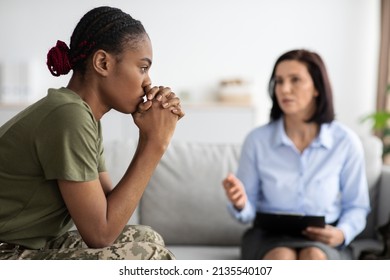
[104,134,390,260]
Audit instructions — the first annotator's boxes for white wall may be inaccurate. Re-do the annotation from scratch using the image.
[0,0,380,135]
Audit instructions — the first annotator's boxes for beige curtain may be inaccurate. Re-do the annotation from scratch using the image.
[376,0,390,164]
[377,0,390,111]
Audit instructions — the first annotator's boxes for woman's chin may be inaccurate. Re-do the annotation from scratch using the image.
[115,105,136,115]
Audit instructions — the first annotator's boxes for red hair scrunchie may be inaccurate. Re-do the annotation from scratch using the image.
[46,40,72,77]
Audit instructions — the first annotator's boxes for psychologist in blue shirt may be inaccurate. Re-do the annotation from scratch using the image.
[222,49,370,260]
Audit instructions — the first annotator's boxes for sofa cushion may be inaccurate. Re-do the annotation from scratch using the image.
[167,245,240,260]
[140,141,250,246]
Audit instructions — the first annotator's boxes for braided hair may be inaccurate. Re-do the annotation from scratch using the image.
[47,6,147,76]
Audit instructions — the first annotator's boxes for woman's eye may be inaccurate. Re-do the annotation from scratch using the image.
[291,77,300,83]
[274,79,283,85]
[141,66,149,73]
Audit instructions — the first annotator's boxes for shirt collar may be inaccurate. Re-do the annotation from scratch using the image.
[315,122,333,149]
[272,118,293,148]
[271,118,333,149]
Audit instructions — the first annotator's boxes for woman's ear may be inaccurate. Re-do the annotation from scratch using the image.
[92,50,111,76]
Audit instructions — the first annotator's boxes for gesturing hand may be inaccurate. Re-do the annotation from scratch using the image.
[222,173,247,211]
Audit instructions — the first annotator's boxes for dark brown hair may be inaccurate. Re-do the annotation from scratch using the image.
[268,49,335,124]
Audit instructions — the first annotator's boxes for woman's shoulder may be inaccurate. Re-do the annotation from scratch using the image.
[326,121,359,139]
[243,120,279,147]
[45,88,96,121]
[325,121,363,150]
[29,88,99,135]
[47,88,87,108]
[247,121,276,137]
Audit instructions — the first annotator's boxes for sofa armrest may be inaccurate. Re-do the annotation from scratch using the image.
[376,165,390,227]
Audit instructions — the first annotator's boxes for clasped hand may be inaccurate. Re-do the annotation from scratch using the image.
[136,85,184,119]
[132,85,184,147]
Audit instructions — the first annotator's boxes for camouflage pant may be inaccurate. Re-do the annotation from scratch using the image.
[0,225,175,260]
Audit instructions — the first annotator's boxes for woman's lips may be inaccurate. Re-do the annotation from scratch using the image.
[282,98,294,104]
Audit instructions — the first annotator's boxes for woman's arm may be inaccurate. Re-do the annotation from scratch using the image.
[304,133,370,247]
[99,172,114,196]
[335,137,370,246]
[224,133,260,223]
[58,99,179,248]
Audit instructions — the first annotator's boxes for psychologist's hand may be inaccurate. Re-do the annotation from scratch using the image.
[302,225,345,247]
[222,173,247,211]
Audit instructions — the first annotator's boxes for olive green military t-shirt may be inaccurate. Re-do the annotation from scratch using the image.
[0,87,106,249]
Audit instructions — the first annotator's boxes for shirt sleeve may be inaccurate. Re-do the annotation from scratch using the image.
[337,134,371,245]
[35,104,104,182]
[96,121,107,173]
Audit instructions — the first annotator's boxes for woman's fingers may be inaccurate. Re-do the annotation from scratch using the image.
[229,186,244,201]
[145,86,175,101]
[142,86,184,120]
[156,86,176,101]
[170,106,185,120]
[302,225,345,247]
[144,85,159,100]
[222,177,246,207]
[135,100,152,114]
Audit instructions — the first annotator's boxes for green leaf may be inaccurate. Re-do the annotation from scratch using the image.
[360,111,390,130]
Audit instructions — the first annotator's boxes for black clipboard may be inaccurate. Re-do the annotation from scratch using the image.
[254,212,325,235]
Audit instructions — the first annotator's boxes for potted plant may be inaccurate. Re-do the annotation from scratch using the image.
[361,85,390,164]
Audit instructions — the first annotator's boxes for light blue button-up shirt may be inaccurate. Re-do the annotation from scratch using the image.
[228,118,370,245]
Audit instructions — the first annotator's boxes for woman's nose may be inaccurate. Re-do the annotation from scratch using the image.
[142,76,152,90]
[278,81,291,94]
